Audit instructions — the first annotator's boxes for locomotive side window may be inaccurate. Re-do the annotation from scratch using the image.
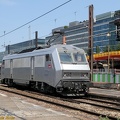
[35,56,45,67]
[4,60,10,68]
[13,57,30,68]
[46,54,51,61]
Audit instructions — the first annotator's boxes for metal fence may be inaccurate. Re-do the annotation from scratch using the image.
[93,69,120,83]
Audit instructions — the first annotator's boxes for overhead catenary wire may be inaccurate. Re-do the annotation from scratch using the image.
[0,0,72,38]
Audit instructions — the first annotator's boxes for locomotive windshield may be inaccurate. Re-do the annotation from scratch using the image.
[59,52,72,63]
[73,52,86,62]
[59,52,87,63]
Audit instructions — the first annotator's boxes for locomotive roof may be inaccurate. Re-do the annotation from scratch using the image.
[3,44,85,60]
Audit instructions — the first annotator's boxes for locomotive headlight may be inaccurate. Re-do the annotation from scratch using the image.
[63,72,71,77]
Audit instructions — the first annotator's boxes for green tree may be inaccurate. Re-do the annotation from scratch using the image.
[64,26,68,29]
[96,46,100,53]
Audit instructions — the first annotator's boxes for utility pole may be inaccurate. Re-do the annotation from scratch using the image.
[35,31,38,49]
[8,45,10,54]
[88,5,94,81]
[28,26,31,40]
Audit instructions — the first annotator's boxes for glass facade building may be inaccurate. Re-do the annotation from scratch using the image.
[93,11,120,53]
[5,38,45,54]
[46,10,120,53]
[46,21,89,52]
[109,10,120,48]
[64,21,89,51]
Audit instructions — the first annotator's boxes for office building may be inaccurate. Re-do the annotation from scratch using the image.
[46,21,89,52]
[93,10,120,53]
[46,10,120,53]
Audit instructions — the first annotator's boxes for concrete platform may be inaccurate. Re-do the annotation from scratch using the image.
[91,82,120,89]
[89,87,120,99]
[0,92,79,120]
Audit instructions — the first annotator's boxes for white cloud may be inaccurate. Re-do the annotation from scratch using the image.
[0,0,16,6]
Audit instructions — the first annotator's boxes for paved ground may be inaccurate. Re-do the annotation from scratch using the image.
[0,86,120,120]
[0,92,79,120]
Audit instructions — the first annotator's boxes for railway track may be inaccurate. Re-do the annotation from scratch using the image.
[85,97,120,106]
[67,98,120,111]
[0,84,120,120]
[89,92,120,102]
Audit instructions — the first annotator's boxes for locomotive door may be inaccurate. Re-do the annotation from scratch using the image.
[44,54,54,86]
[1,60,5,80]
[31,56,34,80]
[10,59,13,78]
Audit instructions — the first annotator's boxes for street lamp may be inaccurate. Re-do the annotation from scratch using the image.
[107,32,111,37]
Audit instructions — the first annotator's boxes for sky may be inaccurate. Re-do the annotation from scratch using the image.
[0,0,120,51]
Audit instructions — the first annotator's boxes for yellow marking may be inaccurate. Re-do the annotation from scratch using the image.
[0,116,15,120]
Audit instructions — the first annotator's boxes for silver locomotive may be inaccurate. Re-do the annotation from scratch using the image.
[1,44,90,96]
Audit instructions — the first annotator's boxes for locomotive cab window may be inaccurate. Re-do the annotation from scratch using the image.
[59,52,73,63]
[73,52,86,63]
[59,51,87,63]
[46,54,51,61]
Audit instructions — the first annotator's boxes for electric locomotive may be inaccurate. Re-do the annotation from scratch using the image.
[1,44,90,96]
